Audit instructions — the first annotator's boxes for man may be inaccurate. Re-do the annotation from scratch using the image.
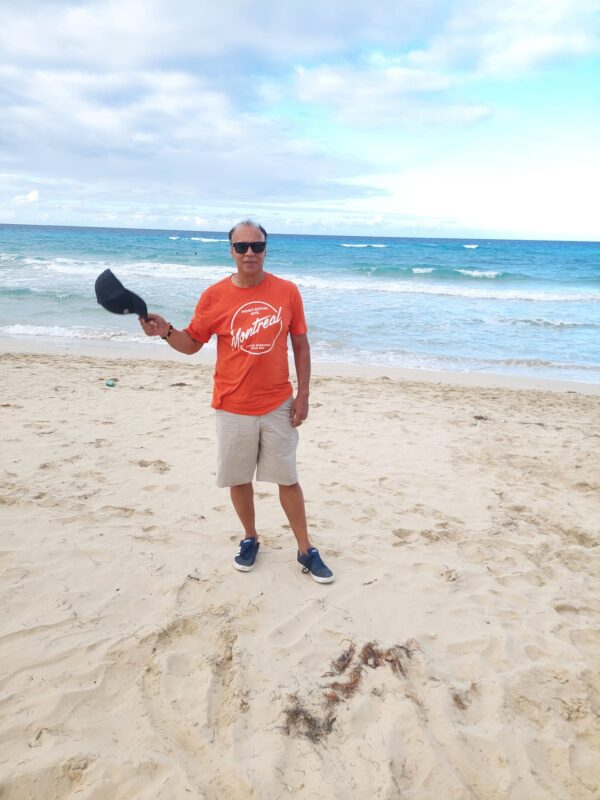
[139,220,333,583]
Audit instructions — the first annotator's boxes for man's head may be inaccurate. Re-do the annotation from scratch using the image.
[228,219,268,244]
[229,219,268,286]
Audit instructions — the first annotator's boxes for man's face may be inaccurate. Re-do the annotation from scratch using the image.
[230,224,267,283]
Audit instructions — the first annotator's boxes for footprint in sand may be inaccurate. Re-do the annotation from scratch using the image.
[392,528,418,547]
[100,505,137,518]
[137,459,171,473]
[378,476,402,491]
[441,567,460,582]
[137,606,251,792]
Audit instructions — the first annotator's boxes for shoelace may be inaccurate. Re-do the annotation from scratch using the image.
[301,551,320,573]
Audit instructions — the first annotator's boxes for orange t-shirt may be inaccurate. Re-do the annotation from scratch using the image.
[184,272,308,415]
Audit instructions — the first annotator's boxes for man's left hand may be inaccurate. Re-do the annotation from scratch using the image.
[291,395,309,427]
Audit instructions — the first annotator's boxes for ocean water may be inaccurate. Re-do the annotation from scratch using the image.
[1,223,599,383]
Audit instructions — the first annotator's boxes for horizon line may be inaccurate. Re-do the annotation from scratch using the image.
[1,221,599,245]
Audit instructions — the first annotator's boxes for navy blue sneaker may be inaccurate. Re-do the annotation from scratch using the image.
[297,547,334,583]
[234,538,260,572]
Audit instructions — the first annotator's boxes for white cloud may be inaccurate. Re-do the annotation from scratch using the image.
[2,66,243,152]
[292,63,490,125]
[0,63,371,206]
[408,0,600,76]
[13,189,39,204]
[287,0,599,124]
[1,0,598,238]
[0,0,442,68]
[340,147,600,239]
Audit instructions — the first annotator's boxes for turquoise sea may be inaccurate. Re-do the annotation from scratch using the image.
[1,224,599,383]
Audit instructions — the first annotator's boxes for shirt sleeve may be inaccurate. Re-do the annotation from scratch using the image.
[289,285,308,335]
[183,290,214,343]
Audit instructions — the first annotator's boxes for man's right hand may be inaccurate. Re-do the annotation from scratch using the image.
[139,313,170,338]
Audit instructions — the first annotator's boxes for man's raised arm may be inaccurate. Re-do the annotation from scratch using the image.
[139,313,203,355]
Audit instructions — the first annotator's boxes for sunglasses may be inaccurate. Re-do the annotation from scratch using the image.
[231,241,266,254]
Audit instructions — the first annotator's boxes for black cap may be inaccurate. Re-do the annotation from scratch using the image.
[95,269,148,321]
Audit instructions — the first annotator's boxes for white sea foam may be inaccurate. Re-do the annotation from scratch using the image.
[3,252,599,304]
[289,273,599,302]
[168,236,180,240]
[506,318,600,329]
[8,256,231,282]
[6,256,118,277]
[121,262,229,281]
[495,357,599,370]
[0,323,222,352]
[463,244,479,249]
[457,269,500,278]
[341,243,387,248]
[46,259,115,276]
[309,341,596,373]
[0,323,150,342]
[412,268,435,274]
[190,237,229,242]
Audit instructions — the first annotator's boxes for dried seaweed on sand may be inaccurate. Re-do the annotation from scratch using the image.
[283,639,415,741]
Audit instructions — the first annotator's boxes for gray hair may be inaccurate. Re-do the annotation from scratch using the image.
[228,219,268,242]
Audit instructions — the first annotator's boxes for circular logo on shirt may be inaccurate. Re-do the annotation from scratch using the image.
[230,301,283,355]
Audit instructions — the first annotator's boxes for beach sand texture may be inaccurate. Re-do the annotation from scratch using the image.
[1,351,599,800]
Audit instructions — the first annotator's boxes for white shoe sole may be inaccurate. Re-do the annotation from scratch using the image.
[301,568,334,584]
[234,561,255,572]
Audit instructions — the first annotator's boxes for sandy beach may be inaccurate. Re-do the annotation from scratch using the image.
[1,349,599,799]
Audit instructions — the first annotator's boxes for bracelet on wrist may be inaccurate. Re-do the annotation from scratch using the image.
[161,323,174,340]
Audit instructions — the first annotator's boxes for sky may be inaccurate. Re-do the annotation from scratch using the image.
[1,0,599,240]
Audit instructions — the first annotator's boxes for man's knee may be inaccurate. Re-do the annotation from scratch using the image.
[230,482,253,493]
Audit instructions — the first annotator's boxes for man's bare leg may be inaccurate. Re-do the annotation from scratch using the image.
[279,483,311,554]
[230,483,258,539]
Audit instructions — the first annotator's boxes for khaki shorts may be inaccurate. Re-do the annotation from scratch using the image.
[215,397,299,488]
